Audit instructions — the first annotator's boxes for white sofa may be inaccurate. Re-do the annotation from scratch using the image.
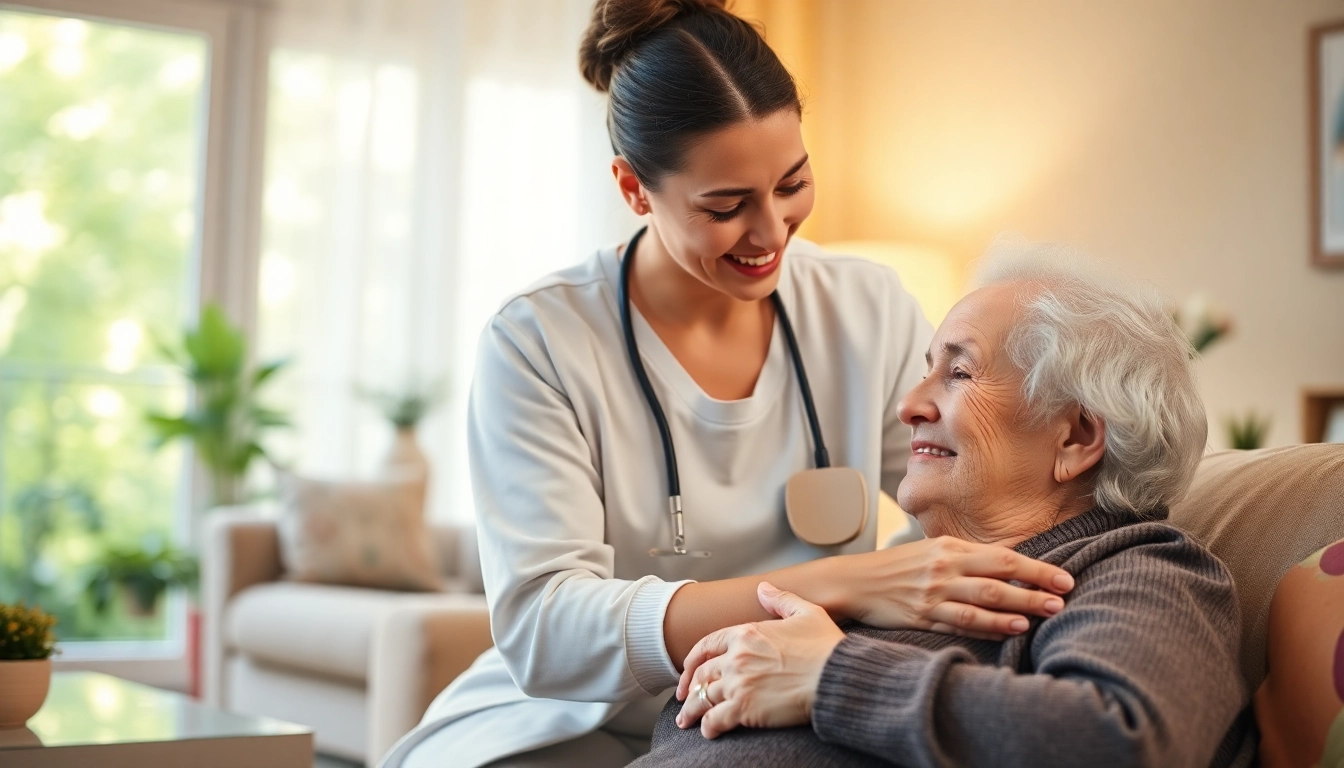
[202,506,494,766]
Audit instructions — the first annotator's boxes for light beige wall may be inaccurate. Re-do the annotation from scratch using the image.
[807,0,1344,448]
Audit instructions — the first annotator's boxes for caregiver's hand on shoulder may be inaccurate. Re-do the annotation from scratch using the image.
[824,536,1075,640]
[675,582,843,739]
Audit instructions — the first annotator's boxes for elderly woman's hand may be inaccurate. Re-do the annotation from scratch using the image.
[675,582,845,739]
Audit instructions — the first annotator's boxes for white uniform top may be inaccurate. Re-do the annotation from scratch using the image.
[381,237,933,768]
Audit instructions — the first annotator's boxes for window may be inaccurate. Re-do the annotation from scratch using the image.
[0,0,262,672]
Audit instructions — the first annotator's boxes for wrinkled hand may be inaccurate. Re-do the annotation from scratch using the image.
[832,536,1074,640]
[675,582,844,739]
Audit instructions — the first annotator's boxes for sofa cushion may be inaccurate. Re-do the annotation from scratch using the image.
[1168,444,1344,690]
[276,472,442,592]
[226,582,455,683]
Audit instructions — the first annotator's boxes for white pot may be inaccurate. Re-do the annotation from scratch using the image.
[0,658,52,728]
[381,426,430,484]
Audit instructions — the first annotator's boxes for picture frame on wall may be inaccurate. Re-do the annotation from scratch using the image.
[1310,20,1344,267]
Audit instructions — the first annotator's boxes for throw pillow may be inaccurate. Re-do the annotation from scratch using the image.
[1255,537,1344,768]
[276,471,442,591]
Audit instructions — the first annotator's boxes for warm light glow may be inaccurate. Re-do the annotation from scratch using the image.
[0,32,28,73]
[103,318,143,372]
[158,54,202,91]
[50,18,88,45]
[45,44,84,78]
[823,240,963,325]
[88,676,124,720]
[84,386,125,418]
[0,190,65,256]
[47,100,111,141]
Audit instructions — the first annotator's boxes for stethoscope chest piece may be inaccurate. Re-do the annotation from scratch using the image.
[785,467,868,547]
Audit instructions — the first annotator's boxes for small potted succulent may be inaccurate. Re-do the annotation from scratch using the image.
[0,602,58,728]
[85,542,199,618]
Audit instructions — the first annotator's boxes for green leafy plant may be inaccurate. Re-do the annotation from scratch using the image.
[358,377,447,430]
[0,603,58,660]
[1226,412,1271,450]
[146,304,291,507]
[85,542,198,617]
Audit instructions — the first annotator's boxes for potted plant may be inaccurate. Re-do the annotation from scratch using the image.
[1227,412,1272,451]
[0,602,58,728]
[85,542,199,618]
[146,303,291,509]
[358,376,447,481]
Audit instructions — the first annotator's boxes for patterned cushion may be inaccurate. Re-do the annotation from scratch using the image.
[1255,538,1344,768]
[276,472,441,591]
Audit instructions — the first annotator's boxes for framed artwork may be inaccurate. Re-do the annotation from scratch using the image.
[1310,20,1344,267]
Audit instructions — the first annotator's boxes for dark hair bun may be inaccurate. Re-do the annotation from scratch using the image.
[579,0,729,92]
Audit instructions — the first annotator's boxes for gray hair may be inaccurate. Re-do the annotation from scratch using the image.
[975,242,1208,519]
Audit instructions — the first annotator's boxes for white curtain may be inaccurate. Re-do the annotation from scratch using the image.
[256,0,638,524]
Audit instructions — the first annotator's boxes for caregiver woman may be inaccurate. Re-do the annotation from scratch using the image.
[383,1,1076,766]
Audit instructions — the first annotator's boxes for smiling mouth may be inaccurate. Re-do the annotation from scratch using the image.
[726,252,776,267]
[912,439,958,458]
[914,446,956,457]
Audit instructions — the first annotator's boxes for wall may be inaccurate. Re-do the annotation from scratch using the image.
[805,0,1344,448]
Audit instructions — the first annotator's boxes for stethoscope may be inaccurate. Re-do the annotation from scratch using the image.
[618,227,869,558]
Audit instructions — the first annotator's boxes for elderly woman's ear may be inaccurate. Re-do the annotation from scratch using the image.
[1053,406,1106,484]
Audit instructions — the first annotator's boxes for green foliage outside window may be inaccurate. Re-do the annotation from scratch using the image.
[0,10,207,641]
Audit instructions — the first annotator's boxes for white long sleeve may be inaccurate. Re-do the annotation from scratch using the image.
[468,312,689,701]
[461,237,934,711]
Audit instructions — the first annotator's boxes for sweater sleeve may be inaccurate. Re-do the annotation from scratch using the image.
[878,270,934,503]
[468,313,687,703]
[811,532,1247,767]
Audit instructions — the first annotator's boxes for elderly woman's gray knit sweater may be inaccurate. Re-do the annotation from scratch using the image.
[637,507,1256,768]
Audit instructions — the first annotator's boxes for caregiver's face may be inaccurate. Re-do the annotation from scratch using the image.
[644,109,814,304]
[895,283,1062,535]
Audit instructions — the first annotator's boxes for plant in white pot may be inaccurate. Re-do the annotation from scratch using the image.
[358,377,446,482]
[0,602,58,728]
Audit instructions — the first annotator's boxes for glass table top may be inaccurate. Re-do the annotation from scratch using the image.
[0,671,310,750]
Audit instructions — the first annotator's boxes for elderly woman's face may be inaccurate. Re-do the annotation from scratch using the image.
[896,283,1066,539]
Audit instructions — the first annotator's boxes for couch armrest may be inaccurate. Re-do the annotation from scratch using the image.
[366,593,493,768]
[202,505,285,707]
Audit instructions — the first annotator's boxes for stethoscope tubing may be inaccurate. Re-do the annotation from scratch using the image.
[617,226,832,504]
[619,227,684,498]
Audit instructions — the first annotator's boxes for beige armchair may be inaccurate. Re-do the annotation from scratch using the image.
[202,505,494,767]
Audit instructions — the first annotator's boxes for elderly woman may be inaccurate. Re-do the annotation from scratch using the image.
[634,256,1257,767]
